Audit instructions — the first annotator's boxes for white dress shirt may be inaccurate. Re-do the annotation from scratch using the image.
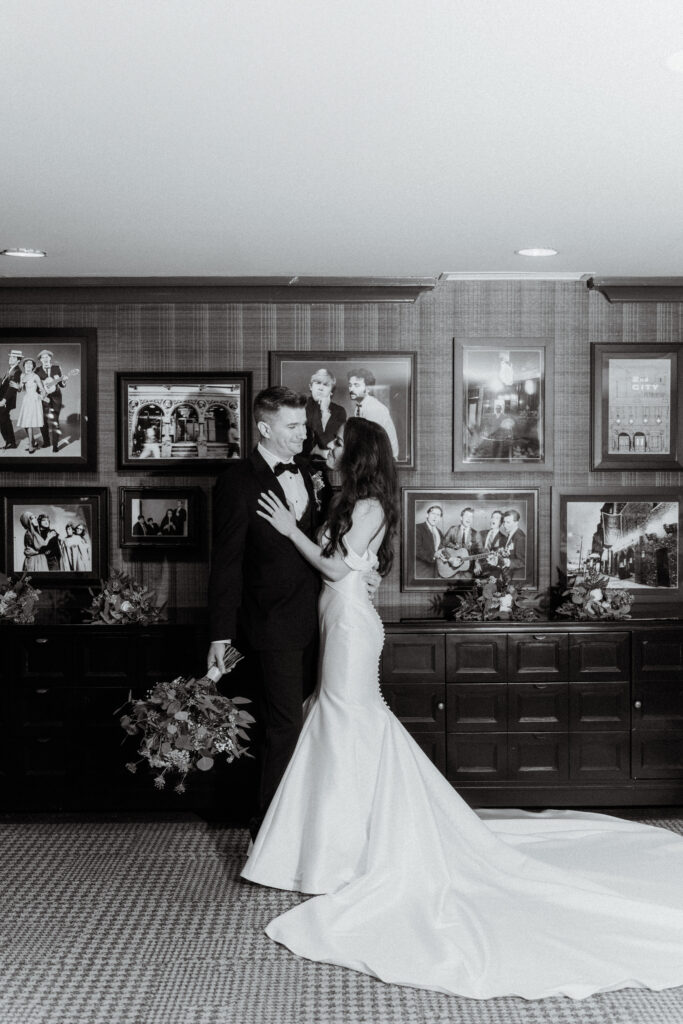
[258,443,309,521]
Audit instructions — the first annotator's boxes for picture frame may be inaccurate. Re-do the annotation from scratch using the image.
[453,338,553,471]
[1,487,108,585]
[401,488,538,592]
[590,342,683,470]
[116,372,252,472]
[119,486,201,549]
[269,351,417,468]
[551,487,682,612]
[0,327,97,471]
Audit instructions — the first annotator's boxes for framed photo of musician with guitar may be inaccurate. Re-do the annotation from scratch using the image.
[401,488,538,592]
[0,328,97,471]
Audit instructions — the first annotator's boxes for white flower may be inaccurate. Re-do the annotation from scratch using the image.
[589,588,604,602]
[120,600,134,614]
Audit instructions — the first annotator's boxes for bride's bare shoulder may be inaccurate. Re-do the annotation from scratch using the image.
[352,498,383,520]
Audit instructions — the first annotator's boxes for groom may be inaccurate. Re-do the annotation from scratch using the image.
[207,386,331,840]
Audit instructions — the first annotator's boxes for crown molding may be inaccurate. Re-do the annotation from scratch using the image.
[588,277,683,303]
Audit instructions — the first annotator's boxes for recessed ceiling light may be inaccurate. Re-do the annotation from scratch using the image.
[666,50,683,73]
[1,247,47,258]
[515,247,559,257]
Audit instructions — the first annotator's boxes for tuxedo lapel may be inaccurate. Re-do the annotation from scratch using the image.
[249,447,289,506]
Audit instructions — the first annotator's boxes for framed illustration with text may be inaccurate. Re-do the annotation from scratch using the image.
[269,351,417,468]
[116,372,252,472]
[590,342,683,470]
[0,327,97,471]
[119,486,201,548]
[1,487,108,585]
[551,487,682,611]
[453,338,553,471]
[402,487,538,592]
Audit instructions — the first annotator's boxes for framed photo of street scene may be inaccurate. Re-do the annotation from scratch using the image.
[453,338,553,472]
[590,343,683,470]
[269,351,417,468]
[119,486,201,549]
[0,328,97,471]
[1,487,108,585]
[116,372,252,472]
[552,488,682,611]
[401,488,538,592]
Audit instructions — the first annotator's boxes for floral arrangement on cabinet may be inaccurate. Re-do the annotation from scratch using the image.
[84,569,165,625]
[555,556,633,621]
[431,563,548,622]
[0,573,41,624]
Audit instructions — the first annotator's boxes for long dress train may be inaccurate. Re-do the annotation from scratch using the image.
[241,546,683,1001]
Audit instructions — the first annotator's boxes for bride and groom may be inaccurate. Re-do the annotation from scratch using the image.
[208,386,683,1001]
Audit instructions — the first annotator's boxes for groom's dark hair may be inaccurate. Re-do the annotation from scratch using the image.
[253,386,306,424]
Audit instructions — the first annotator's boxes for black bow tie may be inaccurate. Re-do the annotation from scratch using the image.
[274,461,299,477]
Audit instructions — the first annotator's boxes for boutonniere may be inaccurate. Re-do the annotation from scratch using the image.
[310,470,325,511]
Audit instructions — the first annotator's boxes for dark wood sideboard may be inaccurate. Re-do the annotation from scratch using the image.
[3,620,683,814]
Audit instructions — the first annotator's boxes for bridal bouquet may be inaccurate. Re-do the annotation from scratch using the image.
[0,573,41,624]
[84,569,166,625]
[118,649,253,794]
[555,558,633,621]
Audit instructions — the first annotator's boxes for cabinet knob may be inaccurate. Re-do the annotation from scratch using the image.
[533,634,547,640]
[35,637,49,645]
[534,684,548,690]
[35,688,49,695]
[436,702,445,711]
[634,700,642,709]
[36,737,50,744]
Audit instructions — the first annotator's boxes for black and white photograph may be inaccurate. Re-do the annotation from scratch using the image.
[119,487,201,548]
[117,372,251,472]
[553,488,681,607]
[2,487,108,584]
[0,328,97,471]
[453,338,553,471]
[402,488,538,591]
[270,351,417,467]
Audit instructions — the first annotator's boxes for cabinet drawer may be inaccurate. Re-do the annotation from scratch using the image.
[569,681,630,730]
[381,683,445,731]
[80,636,136,685]
[16,685,68,729]
[634,633,683,683]
[18,729,68,778]
[16,635,77,685]
[382,634,445,684]
[509,733,569,781]
[447,732,508,781]
[632,680,683,731]
[137,632,204,684]
[508,634,568,681]
[569,633,629,681]
[447,684,506,731]
[569,732,630,781]
[632,732,683,779]
[508,684,568,731]
[446,634,506,683]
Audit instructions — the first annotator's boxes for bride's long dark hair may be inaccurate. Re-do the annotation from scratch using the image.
[321,417,399,576]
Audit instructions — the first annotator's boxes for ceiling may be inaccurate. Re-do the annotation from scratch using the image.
[3,0,683,280]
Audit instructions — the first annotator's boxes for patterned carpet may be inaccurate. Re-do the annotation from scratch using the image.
[1,811,683,1024]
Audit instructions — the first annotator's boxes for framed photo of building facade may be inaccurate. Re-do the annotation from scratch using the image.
[552,488,682,611]
[590,343,683,470]
[453,338,553,471]
[0,327,97,471]
[116,372,251,472]
[1,487,108,585]
[119,486,201,548]
[402,488,538,591]
[269,351,417,468]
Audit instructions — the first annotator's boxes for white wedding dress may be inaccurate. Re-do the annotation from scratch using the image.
[241,545,683,1000]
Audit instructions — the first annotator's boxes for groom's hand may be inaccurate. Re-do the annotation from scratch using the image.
[207,640,240,677]
[363,569,382,603]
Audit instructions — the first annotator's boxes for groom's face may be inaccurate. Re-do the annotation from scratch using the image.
[259,405,307,460]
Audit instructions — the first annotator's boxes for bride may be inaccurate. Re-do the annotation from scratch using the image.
[241,418,683,1001]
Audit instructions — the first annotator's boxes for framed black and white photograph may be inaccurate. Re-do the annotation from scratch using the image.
[552,488,682,610]
[453,338,553,471]
[116,372,251,472]
[0,328,97,471]
[119,487,201,548]
[269,351,417,468]
[1,487,108,585]
[402,488,538,591]
[590,343,683,470]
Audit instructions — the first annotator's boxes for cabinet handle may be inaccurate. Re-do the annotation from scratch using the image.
[634,700,642,709]
[35,688,49,695]
[36,737,50,744]
[436,702,445,711]
[533,684,548,690]
[35,638,49,645]
[533,634,547,640]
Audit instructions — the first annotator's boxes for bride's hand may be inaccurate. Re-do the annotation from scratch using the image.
[257,490,297,537]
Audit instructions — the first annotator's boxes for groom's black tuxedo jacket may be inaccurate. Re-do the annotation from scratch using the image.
[208,448,328,651]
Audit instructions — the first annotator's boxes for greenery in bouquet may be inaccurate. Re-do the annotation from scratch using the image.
[554,557,634,621]
[0,573,41,624]
[85,569,166,625]
[118,649,253,793]
[430,561,548,622]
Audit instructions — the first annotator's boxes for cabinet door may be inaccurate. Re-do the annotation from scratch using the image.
[80,634,136,685]
[508,684,568,732]
[447,732,508,781]
[632,734,683,779]
[447,684,507,732]
[381,684,445,733]
[382,634,445,684]
[634,632,683,684]
[509,733,569,781]
[412,733,446,774]
[446,634,506,683]
[569,682,630,731]
[137,629,205,684]
[508,634,568,682]
[570,732,630,781]
[569,633,629,681]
